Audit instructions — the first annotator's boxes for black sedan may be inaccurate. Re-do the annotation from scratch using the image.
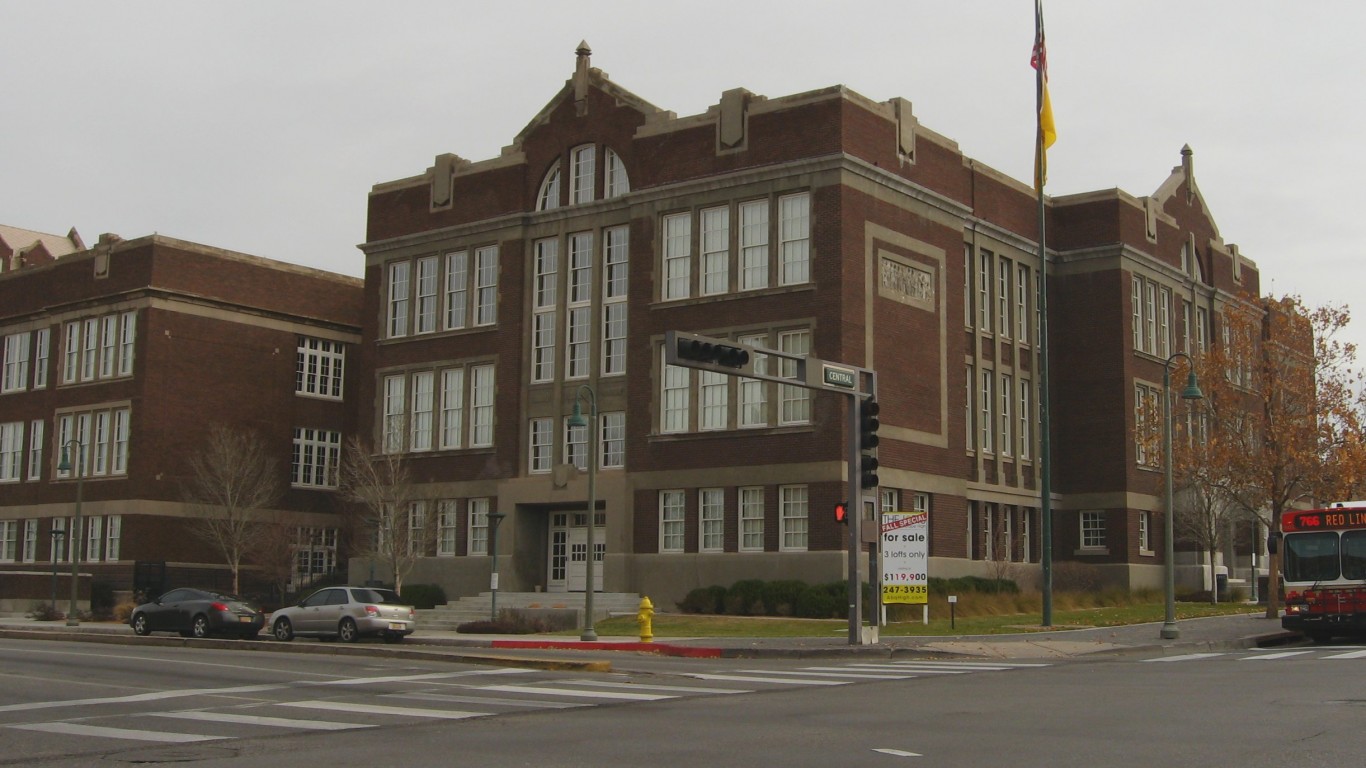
[129,588,265,639]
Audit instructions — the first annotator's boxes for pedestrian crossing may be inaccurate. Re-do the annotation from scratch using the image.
[1142,647,1366,663]
[2,658,1044,745]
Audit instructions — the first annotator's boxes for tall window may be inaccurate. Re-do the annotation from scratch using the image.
[778,330,810,425]
[34,328,50,388]
[469,364,495,447]
[604,148,630,198]
[779,485,808,551]
[738,333,768,427]
[601,411,625,469]
[2,332,29,393]
[27,419,43,480]
[1016,264,1029,342]
[55,407,130,478]
[663,213,692,300]
[964,246,973,328]
[740,200,769,290]
[437,500,458,556]
[118,313,135,376]
[440,368,465,450]
[0,422,22,482]
[445,250,468,330]
[999,373,1013,458]
[997,256,1010,339]
[778,193,810,286]
[387,262,410,338]
[474,246,499,326]
[1139,510,1151,552]
[699,371,728,431]
[978,251,992,332]
[980,370,994,454]
[1081,511,1105,549]
[292,428,341,488]
[661,357,690,434]
[532,239,558,383]
[537,164,561,210]
[468,499,490,555]
[62,322,78,384]
[966,364,974,450]
[566,232,593,379]
[415,256,439,334]
[1158,288,1172,358]
[570,145,595,204]
[659,490,685,553]
[104,515,121,561]
[0,520,16,562]
[296,338,345,399]
[701,207,730,295]
[81,319,97,381]
[700,488,724,552]
[602,227,629,375]
[382,375,405,454]
[1018,380,1032,460]
[22,518,37,562]
[410,371,434,451]
[99,316,116,379]
[740,486,764,551]
[564,416,587,471]
[86,515,102,562]
[532,418,554,472]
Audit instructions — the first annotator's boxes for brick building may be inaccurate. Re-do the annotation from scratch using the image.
[355,47,1267,607]
[0,232,362,608]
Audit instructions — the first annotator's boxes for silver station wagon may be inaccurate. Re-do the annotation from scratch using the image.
[270,586,416,643]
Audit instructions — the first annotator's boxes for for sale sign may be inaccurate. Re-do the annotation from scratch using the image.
[881,511,928,604]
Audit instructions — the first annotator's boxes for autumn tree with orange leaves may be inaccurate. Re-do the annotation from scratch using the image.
[1175,294,1366,619]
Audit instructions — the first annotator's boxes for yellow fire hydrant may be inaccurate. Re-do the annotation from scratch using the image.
[636,596,654,643]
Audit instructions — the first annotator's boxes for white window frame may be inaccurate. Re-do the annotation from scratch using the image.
[739,486,765,551]
[979,252,992,333]
[661,356,690,434]
[662,213,692,301]
[564,416,587,471]
[474,246,498,326]
[437,500,458,557]
[777,193,810,286]
[1016,264,1029,342]
[117,312,135,376]
[382,374,406,454]
[444,250,469,330]
[537,165,561,211]
[440,368,465,450]
[700,488,725,552]
[469,364,495,447]
[999,373,1013,458]
[699,370,728,431]
[659,490,685,553]
[105,514,121,561]
[0,520,16,562]
[570,145,595,205]
[387,261,410,339]
[1081,511,1105,549]
[737,333,768,428]
[739,200,770,290]
[601,411,625,469]
[604,148,629,198]
[602,227,629,376]
[1139,510,1152,553]
[292,428,341,488]
[997,256,1010,339]
[415,256,439,335]
[468,499,490,555]
[778,330,810,426]
[33,327,50,388]
[27,419,43,480]
[778,485,808,552]
[99,315,116,378]
[980,370,994,454]
[1018,379,1032,461]
[700,206,729,296]
[2,332,29,393]
[0,422,20,482]
[296,337,345,400]
[21,518,36,562]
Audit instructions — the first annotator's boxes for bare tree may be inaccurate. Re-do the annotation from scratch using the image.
[184,426,283,594]
[1172,483,1240,603]
[338,436,432,594]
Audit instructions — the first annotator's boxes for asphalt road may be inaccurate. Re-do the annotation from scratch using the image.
[2,636,1360,767]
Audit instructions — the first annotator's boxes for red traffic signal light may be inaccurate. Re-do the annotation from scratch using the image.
[834,501,849,525]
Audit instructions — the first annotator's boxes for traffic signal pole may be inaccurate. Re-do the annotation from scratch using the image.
[665,330,878,645]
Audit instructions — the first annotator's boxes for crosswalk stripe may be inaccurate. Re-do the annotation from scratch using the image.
[884,660,1049,668]
[387,692,587,709]
[555,680,751,694]
[745,669,914,680]
[1142,653,1225,663]
[687,673,849,686]
[474,685,675,701]
[1240,651,1315,661]
[277,701,488,720]
[848,665,974,674]
[150,711,369,730]
[8,722,224,743]
[1322,649,1366,659]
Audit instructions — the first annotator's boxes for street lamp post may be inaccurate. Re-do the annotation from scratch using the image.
[567,384,598,642]
[49,529,65,613]
[1161,353,1204,640]
[487,509,506,621]
[57,440,85,627]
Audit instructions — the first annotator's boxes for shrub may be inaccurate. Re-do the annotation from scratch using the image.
[28,603,64,622]
[677,585,727,614]
[725,579,766,616]
[928,576,1019,596]
[400,584,447,609]
[761,580,808,616]
[112,600,136,623]
[793,581,846,618]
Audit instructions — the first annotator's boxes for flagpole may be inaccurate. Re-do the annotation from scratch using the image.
[1034,0,1054,628]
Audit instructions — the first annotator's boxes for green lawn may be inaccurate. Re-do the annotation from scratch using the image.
[583,601,1263,639]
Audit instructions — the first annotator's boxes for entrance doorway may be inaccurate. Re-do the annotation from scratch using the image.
[548,511,603,593]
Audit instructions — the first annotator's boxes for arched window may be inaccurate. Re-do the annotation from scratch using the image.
[537,165,562,211]
[605,148,630,198]
[569,145,595,205]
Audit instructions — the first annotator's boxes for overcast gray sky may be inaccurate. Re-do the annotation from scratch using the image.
[4,1,1362,352]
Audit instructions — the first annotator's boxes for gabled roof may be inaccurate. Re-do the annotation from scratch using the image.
[510,41,668,149]
[0,224,84,258]
[1147,144,1221,242]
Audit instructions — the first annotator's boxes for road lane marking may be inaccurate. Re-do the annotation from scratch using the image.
[884,661,1049,668]
[150,711,370,730]
[555,680,751,694]
[687,673,849,686]
[743,669,914,680]
[1239,651,1315,661]
[1141,653,1225,663]
[277,700,488,719]
[388,692,588,709]
[474,684,676,701]
[1323,649,1366,659]
[873,748,922,757]
[8,722,224,742]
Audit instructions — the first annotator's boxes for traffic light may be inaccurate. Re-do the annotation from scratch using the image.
[674,336,751,369]
[834,501,849,525]
[859,396,880,489]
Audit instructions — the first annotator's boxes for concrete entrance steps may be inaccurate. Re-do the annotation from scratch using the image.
[419,591,642,631]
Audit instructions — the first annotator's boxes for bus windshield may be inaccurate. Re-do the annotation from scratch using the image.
[1283,531,1340,582]
[1343,530,1366,580]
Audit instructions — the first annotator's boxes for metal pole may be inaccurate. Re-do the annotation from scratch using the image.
[847,394,862,645]
[65,440,83,627]
[1161,363,1179,638]
[50,530,62,611]
[580,385,599,642]
[1034,2,1054,626]
[488,511,505,621]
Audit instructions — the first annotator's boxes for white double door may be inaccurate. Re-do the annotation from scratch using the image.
[563,526,604,593]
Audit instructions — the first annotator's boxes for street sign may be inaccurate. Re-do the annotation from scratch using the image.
[881,511,928,605]
[822,364,857,390]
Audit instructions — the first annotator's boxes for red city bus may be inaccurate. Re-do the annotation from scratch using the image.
[1280,503,1366,643]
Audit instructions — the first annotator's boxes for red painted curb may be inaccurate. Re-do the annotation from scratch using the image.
[489,639,722,658]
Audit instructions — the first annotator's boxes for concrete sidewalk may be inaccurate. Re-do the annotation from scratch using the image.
[0,611,1296,662]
